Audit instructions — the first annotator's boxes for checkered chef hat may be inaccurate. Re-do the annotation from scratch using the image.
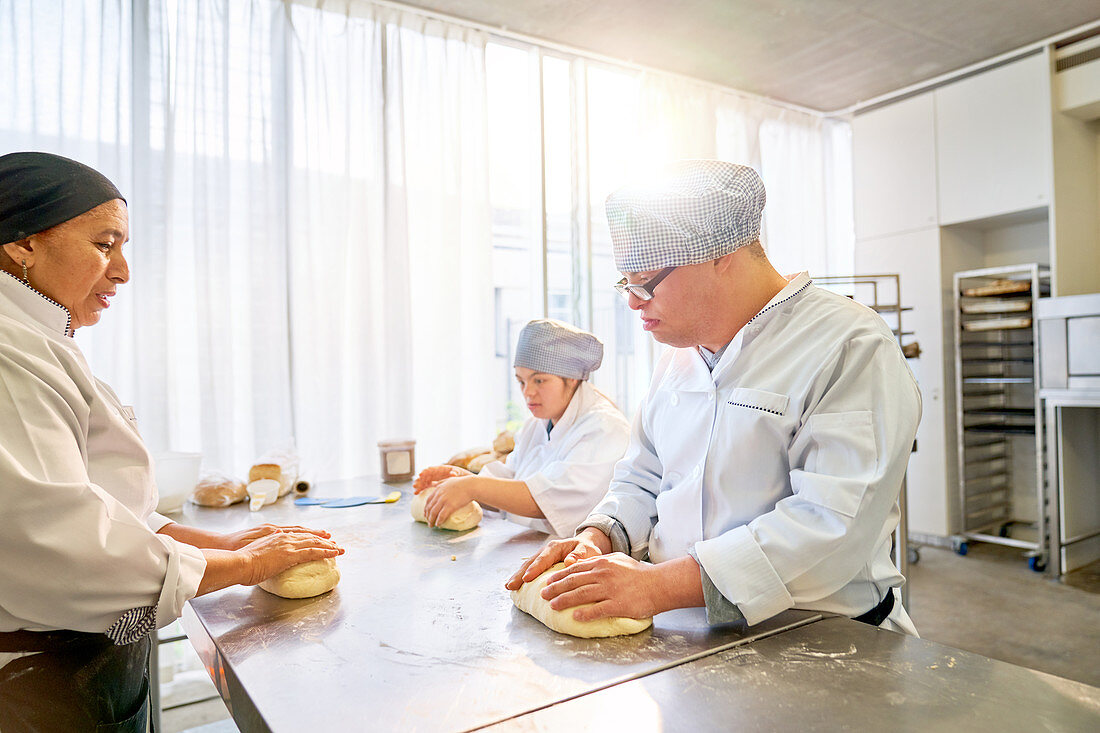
[605,160,766,272]
[514,319,604,380]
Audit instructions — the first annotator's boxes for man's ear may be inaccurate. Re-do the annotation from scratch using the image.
[712,252,735,275]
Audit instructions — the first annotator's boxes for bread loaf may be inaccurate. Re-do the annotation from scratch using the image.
[249,463,282,483]
[446,447,491,470]
[191,474,247,507]
[466,452,501,474]
[492,430,515,455]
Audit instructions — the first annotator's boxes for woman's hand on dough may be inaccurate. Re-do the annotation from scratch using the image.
[422,476,477,526]
[413,464,472,493]
[541,553,662,622]
[504,529,610,591]
[240,531,345,586]
[218,524,332,551]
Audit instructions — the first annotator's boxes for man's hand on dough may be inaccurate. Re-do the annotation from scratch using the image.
[504,528,610,591]
[413,464,471,493]
[423,476,477,527]
[240,531,345,586]
[541,553,661,622]
[218,524,332,551]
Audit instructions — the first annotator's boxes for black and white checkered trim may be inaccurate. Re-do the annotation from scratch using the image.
[747,279,812,325]
[105,605,156,645]
[6,271,73,335]
[606,160,766,272]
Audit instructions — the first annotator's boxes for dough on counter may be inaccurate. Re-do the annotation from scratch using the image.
[259,557,340,599]
[410,487,482,530]
[511,563,652,638]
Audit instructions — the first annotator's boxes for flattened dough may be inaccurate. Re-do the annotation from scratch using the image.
[410,487,482,530]
[511,563,652,638]
[259,557,340,599]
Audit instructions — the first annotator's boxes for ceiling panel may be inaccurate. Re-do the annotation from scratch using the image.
[396,0,1100,111]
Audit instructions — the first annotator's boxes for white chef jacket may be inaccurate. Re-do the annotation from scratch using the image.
[0,272,206,652]
[588,273,921,633]
[480,381,630,537]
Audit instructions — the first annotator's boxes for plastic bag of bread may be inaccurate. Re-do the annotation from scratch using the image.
[446,447,491,471]
[191,472,247,507]
[466,452,502,474]
[249,443,300,497]
[492,430,515,456]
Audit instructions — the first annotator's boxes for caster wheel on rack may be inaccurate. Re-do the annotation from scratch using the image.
[907,547,921,564]
[952,538,968,556]
[1028,556,1046,573]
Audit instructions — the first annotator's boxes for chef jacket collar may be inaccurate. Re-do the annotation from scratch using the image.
[709,271,811,379]
[663,272,813,393]
[744,271,812,330]
[0,269,72,337]
[544,380,594,442]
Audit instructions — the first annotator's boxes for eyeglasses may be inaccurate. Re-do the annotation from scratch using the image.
[614,266,676,302]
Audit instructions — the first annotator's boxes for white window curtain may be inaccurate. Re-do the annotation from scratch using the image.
[2,0,493,479]
[287,3,494,476]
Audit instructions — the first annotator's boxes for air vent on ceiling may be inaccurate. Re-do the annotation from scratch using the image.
[1054,32,1100,120]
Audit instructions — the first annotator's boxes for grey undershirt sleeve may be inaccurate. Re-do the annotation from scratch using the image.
[576,514,631,555]
[687,546,746,625]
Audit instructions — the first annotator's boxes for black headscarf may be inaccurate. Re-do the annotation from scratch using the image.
[0,151,126,245]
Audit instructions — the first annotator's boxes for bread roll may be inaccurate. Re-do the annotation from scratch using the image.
[191,474,247,507]
[492,430,515,455]
[466,452,501,474]
[446,447,491,470]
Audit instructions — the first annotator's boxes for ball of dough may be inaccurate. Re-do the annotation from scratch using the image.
[511,563,652,638]
[410,487,482,530]
[259,557,340,599]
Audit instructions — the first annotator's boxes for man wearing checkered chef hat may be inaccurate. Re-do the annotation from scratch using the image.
[414,318,630,539]
[508,160,922,636]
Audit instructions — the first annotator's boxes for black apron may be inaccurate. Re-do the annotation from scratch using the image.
[0,630,150,733]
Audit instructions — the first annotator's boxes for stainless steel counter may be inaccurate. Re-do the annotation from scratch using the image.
[487,616,1100,732]
[178,476,819,732]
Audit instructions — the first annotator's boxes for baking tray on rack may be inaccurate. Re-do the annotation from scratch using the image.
[961,279,1032,297]
[962,316,1032,331]
[960,298,1032,314]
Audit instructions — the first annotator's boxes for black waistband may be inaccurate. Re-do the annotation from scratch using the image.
[0,630,111,654]
[853,588,895,627]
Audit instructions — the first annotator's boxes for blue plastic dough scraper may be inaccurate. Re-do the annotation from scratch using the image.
[294,491,401,508]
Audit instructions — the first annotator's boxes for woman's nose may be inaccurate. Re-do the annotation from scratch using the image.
[627,292,645,310]
[109,250,130,284]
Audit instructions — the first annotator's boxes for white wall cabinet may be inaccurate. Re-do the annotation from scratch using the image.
[852,93,938,240]
[935,53,1051,225]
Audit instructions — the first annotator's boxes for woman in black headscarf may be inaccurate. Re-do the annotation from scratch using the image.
[0,152,342,731]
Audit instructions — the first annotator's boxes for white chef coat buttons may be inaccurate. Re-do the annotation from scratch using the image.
[670,394,680,407]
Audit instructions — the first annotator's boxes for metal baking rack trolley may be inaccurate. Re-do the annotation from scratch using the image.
[952,263,1050,570]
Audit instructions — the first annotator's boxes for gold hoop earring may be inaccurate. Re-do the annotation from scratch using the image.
[21,259,29,283]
